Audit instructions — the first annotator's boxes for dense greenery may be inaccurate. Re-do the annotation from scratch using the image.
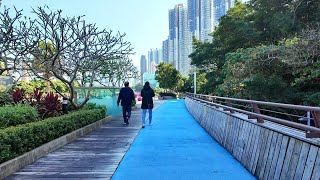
[0,108,106,163]
[189,0,320,105]
[15,80,71,95]
[0,105,39,129]
[0,92,12,106]
[155,63,182,92]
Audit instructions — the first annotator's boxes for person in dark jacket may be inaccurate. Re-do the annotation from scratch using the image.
[141,81,155,128]
[117,81,135,125]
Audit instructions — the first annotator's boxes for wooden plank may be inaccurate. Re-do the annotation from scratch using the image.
[239,122,252,162]
[252,127,268,175]
[226,115,237,152]
[293,143,311,180]
[311,148,320,180]
[302,145,319,180]
[232,119,244,158]
[224,115,235,152]
[230,117,241,155]
[235,120,248,161]
[279,138,296,180]
[263,132,279,180]
[242,123,256,169]
[258,131,276,179]
[267,133,283,180]
[286,140,303,179]
[254,130,272,177]
[243,125,258,169]
[249,126,263,173]
[274,135,290,180]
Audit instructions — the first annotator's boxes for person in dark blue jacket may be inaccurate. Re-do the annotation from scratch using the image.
[117,81,135,125]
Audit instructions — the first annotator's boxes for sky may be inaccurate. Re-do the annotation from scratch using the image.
[2,0,187,67]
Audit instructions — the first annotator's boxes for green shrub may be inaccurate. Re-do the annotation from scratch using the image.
[0,105,39,129]
[0,108,106,163]
[0,92,12,106]
[82,102,107,112]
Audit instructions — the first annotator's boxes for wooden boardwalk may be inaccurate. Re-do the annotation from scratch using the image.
[6,101,164,180]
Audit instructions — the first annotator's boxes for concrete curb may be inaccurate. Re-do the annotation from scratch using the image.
[0,116,112,179]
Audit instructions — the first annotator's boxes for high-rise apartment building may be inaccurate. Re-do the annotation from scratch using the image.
[187,0,234,42]
[213,0,227,27]
[140,55,147,81]
[188,0,200,39]
[147,49,153,73]
[162,39,169,63]
[153,0,236,77]
[168,4,191,76]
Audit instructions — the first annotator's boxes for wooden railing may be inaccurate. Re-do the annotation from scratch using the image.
[186,93,320,138]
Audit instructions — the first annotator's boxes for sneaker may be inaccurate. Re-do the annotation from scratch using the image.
[123,123,127,125]
[142,124,145,128]
[149,123,153,126]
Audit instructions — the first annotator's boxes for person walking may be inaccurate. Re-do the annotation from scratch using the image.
[141,81,155,128]
[117,81,135,125]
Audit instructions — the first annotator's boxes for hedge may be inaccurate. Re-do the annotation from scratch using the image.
[0,108,106,164]
[0,105,39,129]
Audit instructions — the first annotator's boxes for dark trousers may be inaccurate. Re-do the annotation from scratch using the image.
[122,106,132,123]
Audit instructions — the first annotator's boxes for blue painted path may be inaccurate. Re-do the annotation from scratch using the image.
[112,100,256,180]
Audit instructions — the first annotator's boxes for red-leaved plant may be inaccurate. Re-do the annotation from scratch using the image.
[32,89,43,104]
[12,89,25,104]
[38,92,62,119]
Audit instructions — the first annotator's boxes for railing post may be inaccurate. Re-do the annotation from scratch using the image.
[306,111,320,138]
[248,103,264,123]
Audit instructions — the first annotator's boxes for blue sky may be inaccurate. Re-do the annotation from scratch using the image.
[3,0,187,66]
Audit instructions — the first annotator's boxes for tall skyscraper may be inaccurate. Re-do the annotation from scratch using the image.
[213,0,227,27]
[168,8,177,65]
[168,4,191,76]
[188,0,200,39]
[162,39,169,63]
[153,48,159,64]
[148,49,154,73]
[140,55,147,81]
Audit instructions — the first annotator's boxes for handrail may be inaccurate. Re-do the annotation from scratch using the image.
[186,93,320,112]
[186,93,320,138]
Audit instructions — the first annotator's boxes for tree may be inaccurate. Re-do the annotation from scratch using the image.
[155,62,181,92]
[97,56,139,87]
[32,41,56,92]
[0,3,36,77]
[22,7,132,109]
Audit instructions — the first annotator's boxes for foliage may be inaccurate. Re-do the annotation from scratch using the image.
[19,7,133,110]
[11,88,62,119]
[98,57,139,87]
[38,92,62,119]
[0,84,6,92]
[0,108,105,163]
[16,80,70,95]
[0,105,39,129]
[82,102,107,112]
[155,63,182,91]
[189,0,320,106]
[0,92,12,106]
[12,88,25,104]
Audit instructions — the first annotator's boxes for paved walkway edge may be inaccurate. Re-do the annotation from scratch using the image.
[0,116,112,179]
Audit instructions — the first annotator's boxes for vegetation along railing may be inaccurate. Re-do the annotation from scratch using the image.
[186,93,320,138]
